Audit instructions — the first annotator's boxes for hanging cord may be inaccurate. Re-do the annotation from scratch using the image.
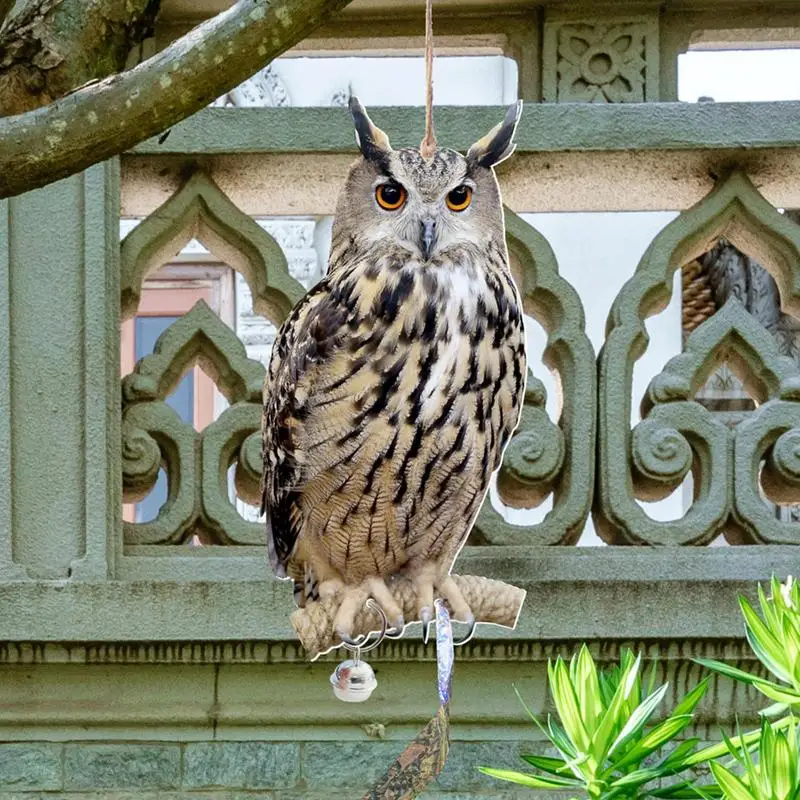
[420,0,437,157]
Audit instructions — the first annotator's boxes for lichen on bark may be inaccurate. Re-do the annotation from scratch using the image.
[0,0,161,116]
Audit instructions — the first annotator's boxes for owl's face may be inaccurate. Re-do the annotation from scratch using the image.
[333,99,522,264]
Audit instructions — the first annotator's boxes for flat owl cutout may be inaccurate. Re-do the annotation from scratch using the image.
[261,98,527,658]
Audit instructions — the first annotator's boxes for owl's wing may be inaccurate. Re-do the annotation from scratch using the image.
[261,279,348,576]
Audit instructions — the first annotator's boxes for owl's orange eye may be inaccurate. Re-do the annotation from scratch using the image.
[376,182,407,210]
[446,185,472,211]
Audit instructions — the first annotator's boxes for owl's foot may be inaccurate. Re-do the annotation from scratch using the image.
[332,578,405,646]
[436,574,476,646]
[366,576,405,636]
[404,562,436,644]
[404,566,476,645]
[317,577,344,601]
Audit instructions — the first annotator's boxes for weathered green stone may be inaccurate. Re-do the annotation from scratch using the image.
[0,743,62,790]
[0,161,120,582]
[182,742,300,790]
[432,740,530,792]
[596,170,800,545]
[302,741,406,790]
[64,744,181,790]
[130,103,800,156]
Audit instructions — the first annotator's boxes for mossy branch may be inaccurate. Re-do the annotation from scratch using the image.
[0,0,162,117]
[0,0,352,198]
[0,0,16,31]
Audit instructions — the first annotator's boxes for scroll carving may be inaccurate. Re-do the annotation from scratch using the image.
[472,210,597,545]
[597,171,800,545]
[122,301,266,546]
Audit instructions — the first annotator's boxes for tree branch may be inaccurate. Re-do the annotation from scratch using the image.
[0,0,162,116]
[0,0,16,31]
[0,0,353,198]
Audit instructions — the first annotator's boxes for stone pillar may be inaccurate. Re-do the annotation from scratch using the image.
[0,162,120,580]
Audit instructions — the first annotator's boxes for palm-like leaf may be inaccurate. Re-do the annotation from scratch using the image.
[697,578,800,713]
[701,717,800,800]
[478,767,583,789]
[482,647,709,799]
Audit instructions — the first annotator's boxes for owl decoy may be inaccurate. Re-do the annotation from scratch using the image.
[261,97,527,646]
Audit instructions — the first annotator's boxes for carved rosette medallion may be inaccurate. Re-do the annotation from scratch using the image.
[543,19,658,102]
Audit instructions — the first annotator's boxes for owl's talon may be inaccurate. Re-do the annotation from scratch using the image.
[420,606,432,644]
[384,615,405,639]
[451,613,476,647]
[337,629,368,648]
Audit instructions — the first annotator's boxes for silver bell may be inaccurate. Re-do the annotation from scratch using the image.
[330,658,377,702]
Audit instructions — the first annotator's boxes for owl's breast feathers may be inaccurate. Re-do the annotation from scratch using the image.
[261,239,526,589]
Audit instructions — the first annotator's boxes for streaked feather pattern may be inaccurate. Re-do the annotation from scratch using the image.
[262,237,525,601]
[261,103,526,624]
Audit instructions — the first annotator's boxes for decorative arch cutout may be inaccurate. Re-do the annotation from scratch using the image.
[122,301,266,546]
[122,300,264,406]
[120,171,305,324]
[644,298,800,412]
[597,170,800,545]
[472,208,596,546]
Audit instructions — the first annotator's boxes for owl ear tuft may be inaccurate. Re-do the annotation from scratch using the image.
[349,96,393,167]
[467,100,523,169]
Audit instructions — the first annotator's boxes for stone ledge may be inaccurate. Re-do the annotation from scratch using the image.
[0,547,793,642]
[0,655,767,740]
[122,147,800,215]
[130,103,800,155]
[0,635,760,665]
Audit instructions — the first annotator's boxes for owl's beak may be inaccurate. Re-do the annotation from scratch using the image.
[420,217,437,261]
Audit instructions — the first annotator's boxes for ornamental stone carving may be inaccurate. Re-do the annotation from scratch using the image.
[213,65,291,108]
[472,210,596,545]
[597,171,800,545]
[543,18,659,102]
[122,301,266,546]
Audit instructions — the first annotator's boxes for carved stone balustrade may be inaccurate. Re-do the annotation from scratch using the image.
[2,96,800,798]
[1,101,798,631]
[155,0,800,103]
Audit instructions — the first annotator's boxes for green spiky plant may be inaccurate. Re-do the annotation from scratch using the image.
[479,646,711,799]
[695,577,800,717]
[684,576,800,800]
[480,577,800,799]
[703,717,800,800]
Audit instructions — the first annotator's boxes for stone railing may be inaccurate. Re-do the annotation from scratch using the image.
[0,103,798,652]
[2,98,800,800]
